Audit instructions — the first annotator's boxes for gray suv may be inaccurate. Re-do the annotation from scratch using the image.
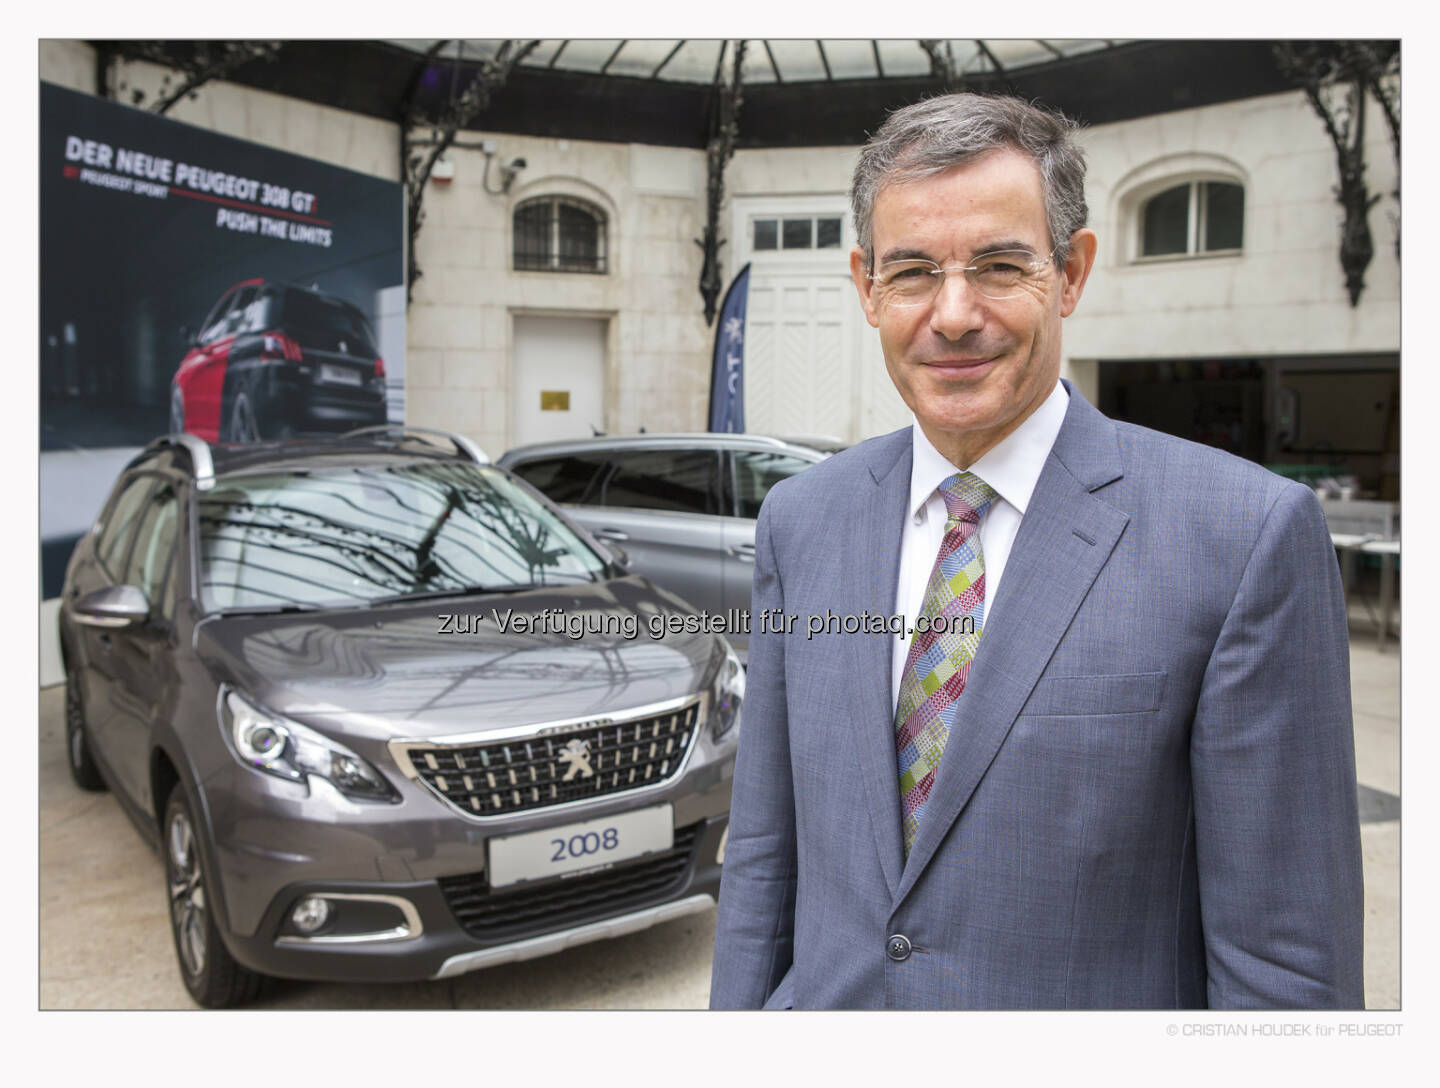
[498,434,832,661]
[58,427,742,1007]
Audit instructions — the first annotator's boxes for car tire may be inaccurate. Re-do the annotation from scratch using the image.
[63,667,106,793]
[163,789,264,1008]
[169,384,186,435]
[223,390,260,444]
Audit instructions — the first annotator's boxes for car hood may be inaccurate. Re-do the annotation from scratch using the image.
[193,577,722,742]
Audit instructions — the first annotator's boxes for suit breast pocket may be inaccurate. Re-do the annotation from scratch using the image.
[1019,671,1167,718]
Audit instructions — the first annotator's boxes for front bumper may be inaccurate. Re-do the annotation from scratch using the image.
[220,814,727,984]
[200,711,735,984]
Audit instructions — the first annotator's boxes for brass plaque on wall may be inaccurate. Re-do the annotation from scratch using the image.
[540,391,570,411]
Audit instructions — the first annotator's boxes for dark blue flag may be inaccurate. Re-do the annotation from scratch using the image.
[708,263,750,433]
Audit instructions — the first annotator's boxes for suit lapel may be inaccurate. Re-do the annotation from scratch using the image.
[838,430,911,899]
[894,391,1131,904]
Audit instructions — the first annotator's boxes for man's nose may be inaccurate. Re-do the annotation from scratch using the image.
[927,269,987,341]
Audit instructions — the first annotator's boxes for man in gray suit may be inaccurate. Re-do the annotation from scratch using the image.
[710,93,1364,1009]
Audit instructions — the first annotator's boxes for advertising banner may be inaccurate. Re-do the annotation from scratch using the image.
[39,82,406,597]
[707,262,749,434]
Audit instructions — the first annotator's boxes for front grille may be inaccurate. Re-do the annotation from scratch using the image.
[440,822,702,941]
[399,699,701,818]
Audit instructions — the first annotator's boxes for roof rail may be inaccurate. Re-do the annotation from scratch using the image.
[141,433,216,490]
[341,425,490,465]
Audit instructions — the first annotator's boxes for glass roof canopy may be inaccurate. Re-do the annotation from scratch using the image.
[387,39,1123,85]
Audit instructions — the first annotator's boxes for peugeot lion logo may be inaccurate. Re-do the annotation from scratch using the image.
[558,738,595,781]
[338,339,348,354]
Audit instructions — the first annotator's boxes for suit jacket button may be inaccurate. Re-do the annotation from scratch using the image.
[886,934,912,961]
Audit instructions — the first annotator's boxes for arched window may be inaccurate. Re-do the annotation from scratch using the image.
[1138,180,1244,259]
[513,196,608,273]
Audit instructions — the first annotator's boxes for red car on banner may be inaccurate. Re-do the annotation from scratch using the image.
[171,279,388,443]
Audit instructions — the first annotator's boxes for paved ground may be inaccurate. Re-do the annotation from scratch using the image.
[38,605,1399,1010]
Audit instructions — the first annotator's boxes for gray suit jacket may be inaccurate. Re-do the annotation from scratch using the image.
[710,387,1364,1009]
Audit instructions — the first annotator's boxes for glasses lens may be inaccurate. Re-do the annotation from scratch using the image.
[967,251,1041,300]
[875,260,939,307]
[874,251,1049,306]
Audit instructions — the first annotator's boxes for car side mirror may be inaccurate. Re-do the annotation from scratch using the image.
[71,585,151,628]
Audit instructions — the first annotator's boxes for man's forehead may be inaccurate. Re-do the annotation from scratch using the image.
[870,152,1048,252]
[874,146,1043,199]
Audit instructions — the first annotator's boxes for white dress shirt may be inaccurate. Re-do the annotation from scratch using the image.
[890,381,1069,710]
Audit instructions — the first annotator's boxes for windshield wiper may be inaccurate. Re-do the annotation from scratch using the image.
[211,602,323,618]
[368,583,521,606]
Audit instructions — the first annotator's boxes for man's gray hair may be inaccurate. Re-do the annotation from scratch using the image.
[851,93,1088,268]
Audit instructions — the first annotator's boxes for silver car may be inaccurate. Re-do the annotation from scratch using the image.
[499,434,834,661]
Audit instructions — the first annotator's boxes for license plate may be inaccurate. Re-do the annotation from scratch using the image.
[487,804,673,889]
[320,364,362,386]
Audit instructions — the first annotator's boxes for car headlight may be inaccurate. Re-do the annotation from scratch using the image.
[222,690,398,802]
[709,643,744,740]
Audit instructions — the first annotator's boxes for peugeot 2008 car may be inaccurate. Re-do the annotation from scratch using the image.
[58,427,742,1007]
[171,280,388,444]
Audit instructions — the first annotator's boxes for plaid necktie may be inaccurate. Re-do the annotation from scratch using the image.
[895,471,998,856]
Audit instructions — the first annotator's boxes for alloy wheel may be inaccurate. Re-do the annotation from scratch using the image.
[229,393,258,443]
[167,809,208,978]
[62,669,105,791]
[66,685,84,769]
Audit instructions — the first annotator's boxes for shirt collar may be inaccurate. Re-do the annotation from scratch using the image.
[907,380,1070,521]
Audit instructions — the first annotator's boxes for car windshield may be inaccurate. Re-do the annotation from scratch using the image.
[197,461,607,612]
[276,289,378,355]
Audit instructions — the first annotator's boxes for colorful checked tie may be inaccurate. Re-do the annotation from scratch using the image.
[895,471,998,857]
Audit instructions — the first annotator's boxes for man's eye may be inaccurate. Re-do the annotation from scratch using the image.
[887,265,931,281]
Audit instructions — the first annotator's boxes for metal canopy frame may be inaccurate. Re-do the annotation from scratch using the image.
[386,38,1124,85]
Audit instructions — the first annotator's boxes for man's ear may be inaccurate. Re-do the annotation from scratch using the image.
[850,246,880,328]
[1058,228,1098,318]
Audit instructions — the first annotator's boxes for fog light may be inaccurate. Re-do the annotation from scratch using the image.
[291,897,332,933]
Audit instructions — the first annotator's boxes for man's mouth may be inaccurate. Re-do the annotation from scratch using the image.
[921,356,997,373]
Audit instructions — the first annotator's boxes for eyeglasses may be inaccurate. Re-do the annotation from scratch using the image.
[866,248,1059,305]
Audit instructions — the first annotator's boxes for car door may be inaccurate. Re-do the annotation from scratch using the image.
[105,483,181,805]
[720,448,824,659]
[568,447,727,616]
[176,288,240,441]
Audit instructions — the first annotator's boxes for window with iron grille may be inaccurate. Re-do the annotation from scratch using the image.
[513,196,608,273]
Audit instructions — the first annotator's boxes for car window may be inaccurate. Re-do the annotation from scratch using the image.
[198,289,236,345]
[197,461,607,611]
[278,289,378,355]
[96,476,156,578]
[509,455,609,504]
[728,451,818,519]
[225,287,257,335]
[240,291,271,334]
[122,486,178,616]
[599,449,720,515]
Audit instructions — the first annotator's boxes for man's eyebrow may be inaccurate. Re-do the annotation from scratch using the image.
[877,239,1040,265]
[971,239,1037,257]
[876,246,934,265]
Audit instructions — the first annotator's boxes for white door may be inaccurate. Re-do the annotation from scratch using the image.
[729,197,910,444]
[512,315,606,447]
[745,278,852,440]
